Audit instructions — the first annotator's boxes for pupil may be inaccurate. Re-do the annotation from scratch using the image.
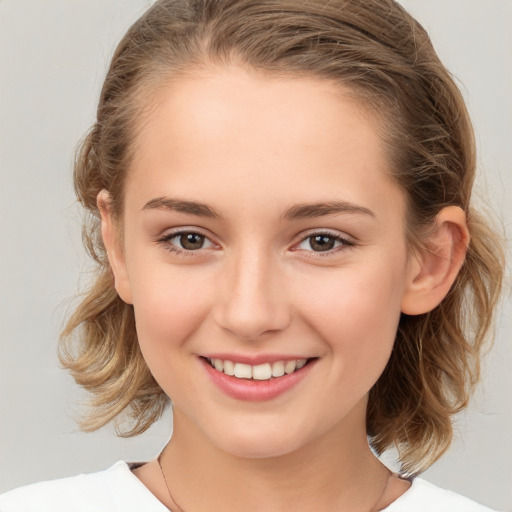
[310,235,335,251]
[180,233,204,250]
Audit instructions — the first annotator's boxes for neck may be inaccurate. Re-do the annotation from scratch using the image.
[159,406,390,512]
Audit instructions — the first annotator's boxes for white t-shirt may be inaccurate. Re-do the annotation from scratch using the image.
[0,461,497,511]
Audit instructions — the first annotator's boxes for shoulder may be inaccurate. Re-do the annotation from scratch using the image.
[0,461,168,512]
[385,477,497,512]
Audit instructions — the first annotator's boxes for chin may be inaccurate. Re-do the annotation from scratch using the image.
[201,415,318,460]
[217,434,303,460]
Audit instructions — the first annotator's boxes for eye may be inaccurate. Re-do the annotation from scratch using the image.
[175,232,207,250]
[158,230,216,253]
[296,233,352,253]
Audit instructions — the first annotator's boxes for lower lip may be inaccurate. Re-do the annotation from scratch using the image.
[201,358,316,401]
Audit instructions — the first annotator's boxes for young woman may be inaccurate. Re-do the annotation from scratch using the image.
[0,0,505,510]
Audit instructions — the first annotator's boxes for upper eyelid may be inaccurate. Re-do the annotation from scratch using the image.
[158,226,216,241]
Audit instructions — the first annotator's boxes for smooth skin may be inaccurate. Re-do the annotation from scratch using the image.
[99,66,469,511]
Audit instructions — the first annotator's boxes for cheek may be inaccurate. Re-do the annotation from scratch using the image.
[128,266,218,405]
[294,258,406,370]
[129,264,213,363]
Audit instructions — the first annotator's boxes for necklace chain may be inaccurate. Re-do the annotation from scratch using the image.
[158,453,186,512]
[157,452,392,512]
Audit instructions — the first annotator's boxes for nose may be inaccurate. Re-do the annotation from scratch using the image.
[213,249,291,341]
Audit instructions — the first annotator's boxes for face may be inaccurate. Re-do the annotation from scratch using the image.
[105,67,417,459]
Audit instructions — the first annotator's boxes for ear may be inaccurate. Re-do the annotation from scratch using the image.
[97,189,133,304]
[401,206,469,315]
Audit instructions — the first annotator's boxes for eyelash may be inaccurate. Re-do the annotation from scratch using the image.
[294,231,355,257]
[157,230,215,257]
[156,230,355,257]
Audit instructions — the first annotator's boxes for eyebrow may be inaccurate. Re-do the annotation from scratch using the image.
[142,197,221,218]
[142,197,374,221]
[282,201,375,220]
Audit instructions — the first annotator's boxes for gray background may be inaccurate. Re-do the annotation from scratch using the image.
[0,1,511,510]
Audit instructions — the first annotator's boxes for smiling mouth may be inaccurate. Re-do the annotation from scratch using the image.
[203,357,314,381]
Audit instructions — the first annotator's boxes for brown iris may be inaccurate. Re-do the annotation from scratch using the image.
[309,235,336,252]
[179,233,205,250]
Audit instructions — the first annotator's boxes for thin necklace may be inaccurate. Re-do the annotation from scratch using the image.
[158,452,186,512]
[157,453,393,512]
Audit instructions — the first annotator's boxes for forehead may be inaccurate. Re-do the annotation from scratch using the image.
[127,66,403,220]
[136,67,382,149]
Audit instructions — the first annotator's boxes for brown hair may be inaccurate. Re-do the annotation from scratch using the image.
[60,0,504,475]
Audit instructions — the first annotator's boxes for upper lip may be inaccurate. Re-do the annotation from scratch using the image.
[200,353,315,365]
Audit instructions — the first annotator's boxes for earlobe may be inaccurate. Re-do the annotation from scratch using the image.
[97,190,133,304]
[401,206,469,315]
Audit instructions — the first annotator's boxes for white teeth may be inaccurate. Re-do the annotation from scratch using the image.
[234,363,252,379]
[284,360,297,374]
[252,363,272,380]
[207,357,310,380]
[223,359,235,376]
[271,361,285,377]
[296,359,307,369]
